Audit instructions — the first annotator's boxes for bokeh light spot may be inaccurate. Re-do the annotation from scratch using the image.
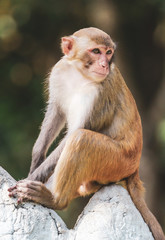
[0,15,17,40]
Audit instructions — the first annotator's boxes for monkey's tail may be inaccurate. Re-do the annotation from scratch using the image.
[126,170,165,240]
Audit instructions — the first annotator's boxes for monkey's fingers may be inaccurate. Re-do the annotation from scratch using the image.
[17,197,26,204]
[8,188,18,198]
[16,180,44,191]
[8,185,17,192]
[15,186,41,204]
[8,184,34,204]
[16,181,42,195]
[8,179,28,192]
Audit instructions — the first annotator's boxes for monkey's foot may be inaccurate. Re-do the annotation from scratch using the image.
[8,180,55,208]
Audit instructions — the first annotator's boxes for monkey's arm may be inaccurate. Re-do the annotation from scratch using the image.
[28,136,67,182]
[28,122,88,183]
[28,111,91,182]
[29,102,65,175]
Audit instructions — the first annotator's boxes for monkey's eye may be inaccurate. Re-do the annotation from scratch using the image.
[106,49,112,55]
[92,48,101,54]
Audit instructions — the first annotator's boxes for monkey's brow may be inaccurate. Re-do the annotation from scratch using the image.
[91,36,113,47]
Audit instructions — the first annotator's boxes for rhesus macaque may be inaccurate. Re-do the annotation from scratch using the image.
[8,27,164,240]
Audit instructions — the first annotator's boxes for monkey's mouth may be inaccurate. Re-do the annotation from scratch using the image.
[92,71,108,77]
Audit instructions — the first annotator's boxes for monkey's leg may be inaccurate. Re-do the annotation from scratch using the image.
[50,129,140,209]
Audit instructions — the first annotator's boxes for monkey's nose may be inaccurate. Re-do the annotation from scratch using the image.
[101,62,108,70]
[99,58,108,68]
[99,61,105,67]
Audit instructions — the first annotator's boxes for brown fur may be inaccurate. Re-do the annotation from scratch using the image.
[8,28,165,240]
[73,27,116,48]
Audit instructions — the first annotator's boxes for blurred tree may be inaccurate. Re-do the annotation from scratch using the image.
[114,0,165,227]
[0,0,164,230]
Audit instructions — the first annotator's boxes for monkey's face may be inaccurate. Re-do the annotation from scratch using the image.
[61,33,115,83]
[82,45,114,82]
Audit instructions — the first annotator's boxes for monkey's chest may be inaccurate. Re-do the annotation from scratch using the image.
[63,87,99,132]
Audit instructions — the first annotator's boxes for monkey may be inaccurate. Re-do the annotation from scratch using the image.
[8,27,165,240]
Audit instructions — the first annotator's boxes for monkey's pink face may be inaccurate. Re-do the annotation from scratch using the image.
[87,46,114,81]
[61,36,114,82]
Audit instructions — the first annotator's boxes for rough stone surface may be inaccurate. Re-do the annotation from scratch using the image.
[74,186,154,240]
[0,167,154,240]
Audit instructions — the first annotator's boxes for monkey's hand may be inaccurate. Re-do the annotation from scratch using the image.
[8,180,55,209]
[7,179,28,196]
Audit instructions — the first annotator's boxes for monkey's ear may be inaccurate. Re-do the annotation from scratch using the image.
[61,37,75,56]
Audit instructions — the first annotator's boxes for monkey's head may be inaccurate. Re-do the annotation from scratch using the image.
[61,27,116,82]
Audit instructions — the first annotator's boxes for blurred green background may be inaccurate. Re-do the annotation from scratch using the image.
[0,0,165,230]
